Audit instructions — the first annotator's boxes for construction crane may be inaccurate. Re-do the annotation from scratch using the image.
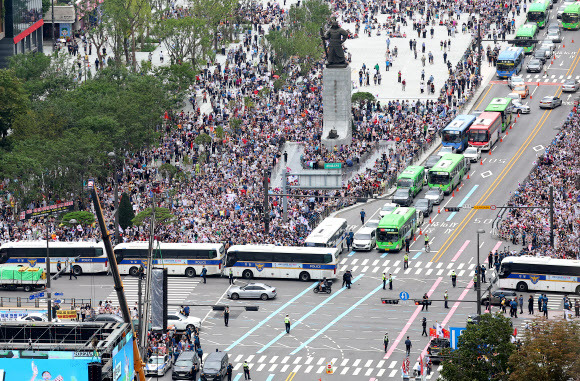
[90,184,146,381]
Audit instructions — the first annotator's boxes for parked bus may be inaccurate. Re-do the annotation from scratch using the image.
[498,256,580,294]
[427,154,467,195]
[113,242,225,277]
[0,241,108,276]
[376,207,417,252]
[225,245,340,281]
[304,217,348,251]
[468,112,502,151]
[562,3,580,30]
[484,98,513,132]
[496,47,525,78]
[441,115,476,152]
[527,1,550,28]
[513,24,538,53]
[396,166,426,197]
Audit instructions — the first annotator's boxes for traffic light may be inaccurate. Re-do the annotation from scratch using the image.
[381,299,399,304]
[414,300,432,306]
[444,207,461,212]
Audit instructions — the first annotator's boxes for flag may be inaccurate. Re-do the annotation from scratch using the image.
[429,328,437,338]
[420,355,424,376]
[443,328,450,338]
[436,322,443,338]
[402,357,410,376]
[513,328,518,337]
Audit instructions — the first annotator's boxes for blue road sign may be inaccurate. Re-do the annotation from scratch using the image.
[54,300,61,304]
[399,291,410,301]
[29,295,35,300]
[450,327,466,349]
[38,292,45,298]
[54,292,63,296]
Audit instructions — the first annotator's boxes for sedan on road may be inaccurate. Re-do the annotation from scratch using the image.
[364,219,380,229]
[424,188,444,205]
[562,79,580,92]
[480,290,517,305]
[512,100,531,114]
[512,84,529,99]
[379,202,399,217]
[393,188,413,207]
[424,154,442,169]
[414,198,433,217]
[228,282,277,300]
[463,147,481,163]
[508,75,524,89]
[547,28,562,43]
[167,312,202,331]
[145,355,172,376]
[539,96,562,109]
[526,58,543,73]
[438,146,455,156]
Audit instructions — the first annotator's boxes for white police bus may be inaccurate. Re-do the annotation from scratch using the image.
[304,217,348,251]
[225,245,340,281]
[113,242,225,277]
[0,241,108,275]
[498,256,580,294]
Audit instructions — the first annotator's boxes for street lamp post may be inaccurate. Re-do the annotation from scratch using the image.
[108,152,120,244]
[476,229,485,316]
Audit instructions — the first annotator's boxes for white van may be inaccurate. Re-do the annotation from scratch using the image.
[352,227,376,251]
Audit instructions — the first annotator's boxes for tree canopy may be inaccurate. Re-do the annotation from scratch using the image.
[132,207,176,226]
[61,211,96,226]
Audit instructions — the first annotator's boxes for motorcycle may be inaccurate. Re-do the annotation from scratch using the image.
[313,280,332,294]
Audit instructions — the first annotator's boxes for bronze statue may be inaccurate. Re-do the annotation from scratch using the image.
[321,20,349,68]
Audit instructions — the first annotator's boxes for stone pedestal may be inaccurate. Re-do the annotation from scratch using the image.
[322,66,353,148]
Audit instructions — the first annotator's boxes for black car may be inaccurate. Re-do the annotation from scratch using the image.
[200,352,229,381]
[526,58,543,73]
[480,289,517,305]
[414,198,433,217]
[172,351,200,380]
[86,314,124,323]
[428,338,451,363]
[393,188,413,206]
[533,49,548,64]
[424,155,442,169]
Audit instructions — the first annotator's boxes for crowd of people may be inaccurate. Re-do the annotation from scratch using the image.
[0,0,531,248]
[498,108,580,259]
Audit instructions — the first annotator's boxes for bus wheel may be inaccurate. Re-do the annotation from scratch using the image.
[73,265,83,276]
[242,270,254,280]
[516,282,528,292]
[129,267,139,277]
[185,267,196,278]
[23,285,32,292]
[299,271,311,282]
[576,285,580,296]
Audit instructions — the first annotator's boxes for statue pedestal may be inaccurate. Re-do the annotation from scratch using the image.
[322,66,352,149]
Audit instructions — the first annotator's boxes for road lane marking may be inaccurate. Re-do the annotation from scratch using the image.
[446,185,479,221]
[451,240,471,262]
[475,84,494,109]
[491,241,503,253]
[412,251,423,259]
[257,274,364,353]
[384,277,443,359]
[225,282,317,351]
[290,282,385,354]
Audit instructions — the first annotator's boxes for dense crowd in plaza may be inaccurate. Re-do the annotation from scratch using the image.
[498,109,580,259]
[0,0,533,247]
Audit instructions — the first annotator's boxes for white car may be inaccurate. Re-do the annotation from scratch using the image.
[512,100,531,115]
[16,312,51,322]
[508,75,524,89]
[379,203,399,217]
[145,354,172,376]
[352,227,376,251]
[463,147,481,163]
[416,210,424,227]
[364,219,381,229]
[437,146,455,156]
[167,312,201,331]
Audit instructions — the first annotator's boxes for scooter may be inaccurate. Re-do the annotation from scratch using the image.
[313,280,332,294]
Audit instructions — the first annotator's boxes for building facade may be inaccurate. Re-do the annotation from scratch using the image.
[0,0,44,67]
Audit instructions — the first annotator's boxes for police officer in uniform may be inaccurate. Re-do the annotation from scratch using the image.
[284,315,291,333]
[243,360,251,380]
[444,290,449,309]
[229,268,234,285]
[389,274,393,290]
[383,332,389,352]
[382,273,387,289]
[403,253,409,269]
[450,270,457,287]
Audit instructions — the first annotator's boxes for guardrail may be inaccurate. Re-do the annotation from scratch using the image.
[0,297,93,308]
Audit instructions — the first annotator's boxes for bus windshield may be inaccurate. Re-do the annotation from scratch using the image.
[428,172,450,185]
[377,230,399,242]
[442,130,462,143]
[397,178,413,188]
[527,12,545,22]
[496,61,515,72]
[563,13,579,23]
[469,130,489,143]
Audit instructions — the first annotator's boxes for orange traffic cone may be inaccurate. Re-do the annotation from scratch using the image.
[467,173,470,179]
[530,95,532,100]
[489,150,492,155]
[480,159,483,165]
[429,218,432,224]
[419,229,423,235]
[500,136,503,142]
[452,191,455,197]
[438,207,441,214]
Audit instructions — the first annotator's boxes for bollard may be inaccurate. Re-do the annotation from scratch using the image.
[17,297,21,308]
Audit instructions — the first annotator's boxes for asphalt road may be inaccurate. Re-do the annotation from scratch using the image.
[2,12,580,381]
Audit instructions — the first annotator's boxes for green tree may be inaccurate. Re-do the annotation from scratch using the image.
[118,192,135,230]
[132,206,176,226]
[61,211,96,226]
[440,313,515,381]
[508,319,580,381]
[352,92,375,105]
[0,69,29,141]
[159,163,179,183]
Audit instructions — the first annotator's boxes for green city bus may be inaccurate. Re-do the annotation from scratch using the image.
[562,3,580,30]
[485,98,513,132]
[427,154,467,195]
[396,165,425,197]
[527,1,550,28]
[376,207,417,252]
[513,24,538,54]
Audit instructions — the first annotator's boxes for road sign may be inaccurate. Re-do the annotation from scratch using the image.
[54,300,61,304]
[54,292,63,296]
[490,205,496,210]
[399,291,410,301]
[38,292,44,298]
[324,163,342,169]
[450,327,466,349]
[29,295,35,300]
[473,205,491,210]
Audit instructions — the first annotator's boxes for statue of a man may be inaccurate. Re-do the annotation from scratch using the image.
[321,20,349,68]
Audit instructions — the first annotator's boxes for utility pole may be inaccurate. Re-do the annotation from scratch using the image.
[477,20,482,80]
[51,0,55,47]
[476,229,485,316]
[140,193,156,353]
[549,185,554,247]
[282,172,288,223]
[45,218,52,322]
[263,168,269,234]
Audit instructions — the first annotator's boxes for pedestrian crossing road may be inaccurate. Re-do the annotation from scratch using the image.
[104,276,200,308]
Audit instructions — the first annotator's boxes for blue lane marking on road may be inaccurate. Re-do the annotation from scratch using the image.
[412,251,423,260]
[265,375,275,381]
[380,253,389,258]
[233,374,242,381]
[257,274,365,353]
[225,282,316,352]
[446,184,479,221]
[290,282,384,354]
[348,251,355,257]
